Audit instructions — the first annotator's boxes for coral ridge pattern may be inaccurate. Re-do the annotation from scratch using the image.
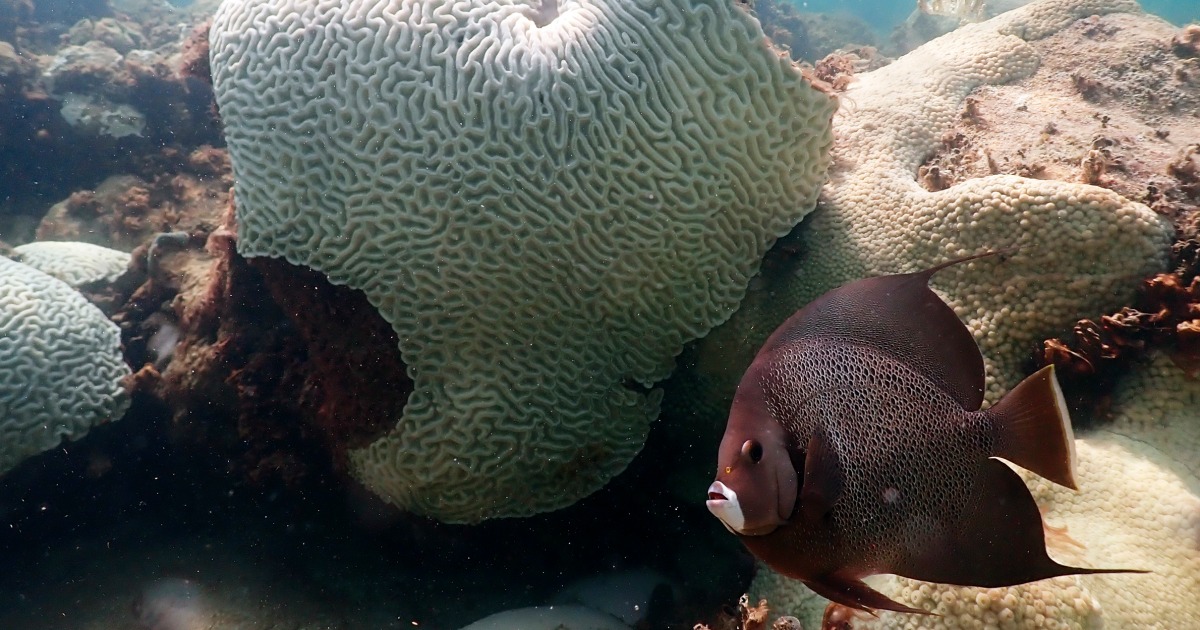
[209,0,836,521]
[0,256,131,476]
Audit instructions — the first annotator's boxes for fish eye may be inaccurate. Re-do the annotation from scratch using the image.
[741,439,763,464]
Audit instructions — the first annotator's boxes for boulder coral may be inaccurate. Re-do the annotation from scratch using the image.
[681,0,1183,622]
[208,0,836,521]
[674,0,1172,433]
[0,256,131,476]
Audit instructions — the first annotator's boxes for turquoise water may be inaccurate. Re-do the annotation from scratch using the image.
[796,0,1197,32]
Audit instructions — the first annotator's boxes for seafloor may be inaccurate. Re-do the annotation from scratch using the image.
[0,0,1197,629]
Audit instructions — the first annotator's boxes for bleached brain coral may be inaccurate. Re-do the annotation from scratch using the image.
[209,0,836,521]
[677,0,1171,428]
[0,256,131,475]
[12,241,131,287]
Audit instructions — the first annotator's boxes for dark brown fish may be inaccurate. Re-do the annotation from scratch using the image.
[705,252,1140,614]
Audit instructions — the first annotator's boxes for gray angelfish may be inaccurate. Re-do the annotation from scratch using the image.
[706,251,1143,614]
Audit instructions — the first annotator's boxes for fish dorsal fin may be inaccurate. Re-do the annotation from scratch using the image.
[800,430,843,525]
[897,458,1143,587]
[763,251,1004,411]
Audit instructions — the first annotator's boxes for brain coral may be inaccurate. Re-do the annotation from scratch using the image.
[12,241,131,287]
[209,0,836,521]
[674,0,1172,430]
[0,256,131,475]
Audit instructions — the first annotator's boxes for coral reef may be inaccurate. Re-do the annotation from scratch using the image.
[113,203,334,488]
[1038,268,1200,401]
[209,0,837,522]
[0,0,220,241]
[752,0,815,60]
[34,146,230,250]
[673,0,1184,622]
[668,0,1172,448]
[919,15,1200,200]
[899,11,1200,398]
[753,0,880,62]
[0,256,130,476]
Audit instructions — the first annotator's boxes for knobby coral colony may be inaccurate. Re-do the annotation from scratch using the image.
[1041,145,1200,395]
[684,0,1195,625]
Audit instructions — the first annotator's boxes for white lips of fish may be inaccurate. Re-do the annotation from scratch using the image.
[706,481,745,534]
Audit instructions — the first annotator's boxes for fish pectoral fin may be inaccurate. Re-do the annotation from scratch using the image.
[800,429,842,524]
[802,573,932,615]
[898,458,1143,587]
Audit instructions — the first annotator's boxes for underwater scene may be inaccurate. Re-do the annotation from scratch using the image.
[0,0,1198,628]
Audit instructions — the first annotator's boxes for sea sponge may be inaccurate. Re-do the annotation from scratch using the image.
[12,241,131,287]
[0,256,131,475]
[209,0,835,521]
[675,0,1171,429]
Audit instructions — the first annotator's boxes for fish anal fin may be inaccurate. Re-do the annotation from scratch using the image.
[802,573,932,616]
[987,364,1079,490]
[898,458,1143,588]
[801,430,843,525]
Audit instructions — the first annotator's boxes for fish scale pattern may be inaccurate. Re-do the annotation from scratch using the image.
[0,256,130,475]
[209,0,836,521]
[762,340,989,572]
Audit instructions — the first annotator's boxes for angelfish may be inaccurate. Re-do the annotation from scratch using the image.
[705,252,1138,614]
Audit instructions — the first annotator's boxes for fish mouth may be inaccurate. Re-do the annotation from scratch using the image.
[706,481,744,534]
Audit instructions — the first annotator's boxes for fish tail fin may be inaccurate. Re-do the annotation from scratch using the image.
[987,364,1079,490]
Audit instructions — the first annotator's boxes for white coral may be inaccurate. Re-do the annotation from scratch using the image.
[799,0,1170,406]
[0,257,131,475]
[13,241,131,287]
[209,0,836,521]
[679,0,1170,423]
